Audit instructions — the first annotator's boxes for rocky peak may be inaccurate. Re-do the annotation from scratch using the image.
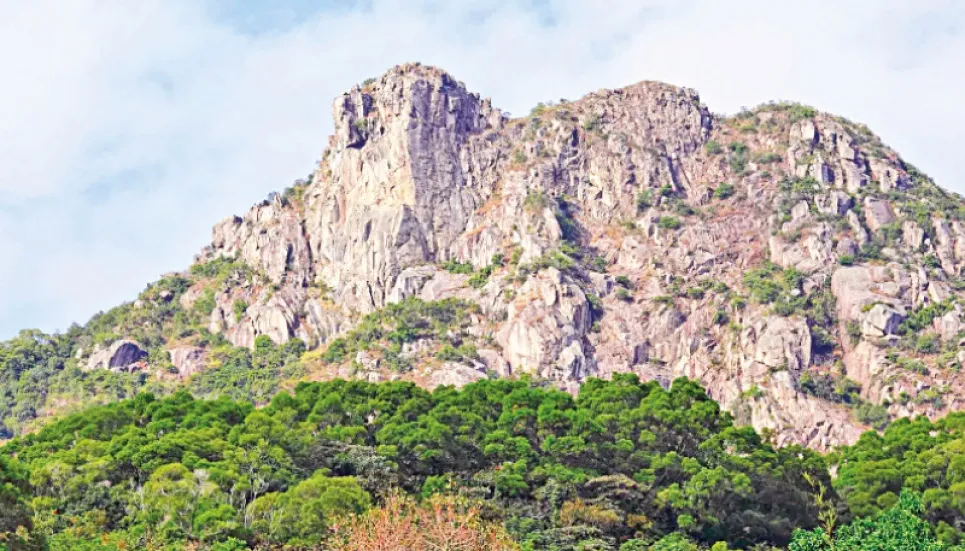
[304,63,504,313]
[88,64,965,452]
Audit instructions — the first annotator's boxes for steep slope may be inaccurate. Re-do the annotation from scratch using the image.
[6,63,965,450]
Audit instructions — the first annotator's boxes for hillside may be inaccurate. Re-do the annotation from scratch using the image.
[5,63,965,452]
[5,376,965,550]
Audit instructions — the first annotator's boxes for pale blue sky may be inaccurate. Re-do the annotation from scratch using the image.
[1,0,964,338]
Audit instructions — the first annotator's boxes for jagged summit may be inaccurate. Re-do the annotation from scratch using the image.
[7,64,965,452]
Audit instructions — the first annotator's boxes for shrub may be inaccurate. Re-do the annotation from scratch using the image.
[615,275,632,288]
[194,288,217,317]
[899,300,953,334]
[896,356,928,375]
[189,258,258,301]
[705,140,723,155]
[714,183,734,199]
[435,342,479,363]
[560,499,622,530]
[685,287,705,300]
[468,265,494,289]
[327,494,518,551]
[442,260,474,274]
[615,288,633,302]
[530,103,548,117]
[854,403,890,430]
[742,386,764,400]
[582,114,602,132]
[232,299,248,322]
[827,377,862,405]
[753,152,783,164]
[658,217,682,230]
[523,191,550,212]
[319,298,479,364]
[846,321,862,345]
[585,293,604,318]
[838,254,855,266]
[588,255,608,272]
[798,371,836,401]
[914,333,940,354]
[509,247,523,266]
[743,266,783,304]
[525,250,576,273]
[636,190,653,211]
[785,103,817,122]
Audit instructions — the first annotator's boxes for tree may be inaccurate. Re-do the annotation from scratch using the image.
[0,455,42,551]
[327,493,518,551]
[139,463,227,542]
[248,471,370,548]
[790,492,952,551]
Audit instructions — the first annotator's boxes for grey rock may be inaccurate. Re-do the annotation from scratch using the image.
[168,346,207,378]
[863,198,895,232]
[862,303,904,337]
[86,340,148,372]
[815,191,853,216]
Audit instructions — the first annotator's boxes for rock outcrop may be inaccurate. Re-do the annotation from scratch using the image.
[114,63,965,451]
[168,346,207,379]
[86,340,148,372]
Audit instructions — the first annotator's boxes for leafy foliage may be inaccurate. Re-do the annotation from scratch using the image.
[833,412,965,536]
[790,492,955,551]
[319,298,480,368]
[2,375,831,550]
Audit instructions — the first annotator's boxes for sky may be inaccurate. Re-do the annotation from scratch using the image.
[1,0,964,339]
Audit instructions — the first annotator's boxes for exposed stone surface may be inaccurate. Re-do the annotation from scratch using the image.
[427,362,488,387]
[86,340,148,372]
[169,346,207,379]
[863,198,895,232]
[127,62,965,451]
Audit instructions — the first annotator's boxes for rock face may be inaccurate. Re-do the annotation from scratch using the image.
[304,67,501,314]
[137,63,965,451]
[168,346,207,379]
[86,340,148,372]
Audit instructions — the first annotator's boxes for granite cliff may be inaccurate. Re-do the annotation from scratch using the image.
[55,64,965,450]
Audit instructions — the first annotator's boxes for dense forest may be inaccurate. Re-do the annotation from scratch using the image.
[0,374,963,550]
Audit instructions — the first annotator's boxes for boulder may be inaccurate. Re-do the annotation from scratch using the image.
[86,340,148,372]
[836,238,858,257]
[862,198,895,232]
[169,346,207,378]
[861,303,904,337]
[902,221,924,250]
[846,210,870,246]
[748,316,811,372]
[476,349,511,377]
[428,362,487,388]
[815,191,852,216]
[935,308,964,341]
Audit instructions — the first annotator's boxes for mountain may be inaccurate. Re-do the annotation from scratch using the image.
[5,62,965,451]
